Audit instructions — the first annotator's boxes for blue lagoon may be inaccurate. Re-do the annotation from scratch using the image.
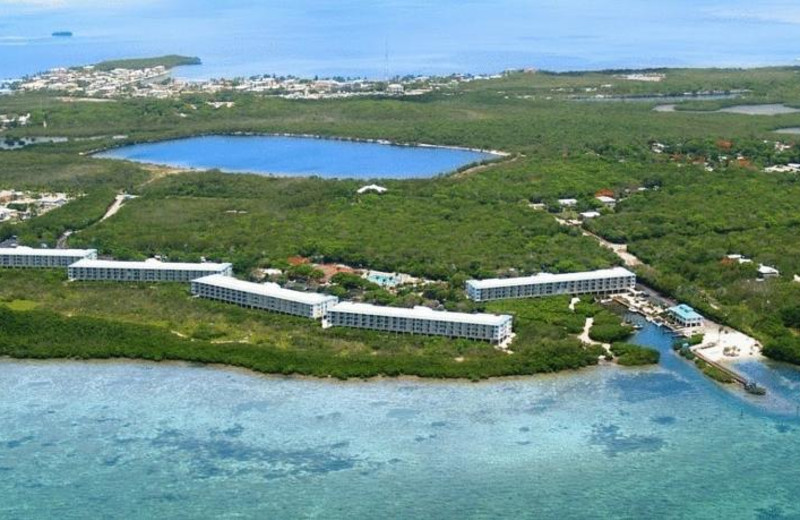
[95,135,497,179]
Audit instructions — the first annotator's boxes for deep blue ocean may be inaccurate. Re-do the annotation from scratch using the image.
[2,0,800,80]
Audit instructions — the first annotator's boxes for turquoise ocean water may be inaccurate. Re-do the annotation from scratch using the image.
[2,321,800,519]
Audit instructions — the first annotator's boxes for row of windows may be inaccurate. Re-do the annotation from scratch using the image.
[471,277,635,301]
[1,256,86,267]
[192,284,333,318]
[195,283,510,341]
[328,313,509,341]
[69,268,226,282]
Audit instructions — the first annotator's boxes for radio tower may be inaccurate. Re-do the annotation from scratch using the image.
[384,38,390,82]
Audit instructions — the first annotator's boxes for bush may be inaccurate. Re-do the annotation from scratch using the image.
[589,324,632,343]
[763,337,800,365]
[695,359,734,383]
[589,310,634,343]
[610,342,660,366]
[688,334,704,346]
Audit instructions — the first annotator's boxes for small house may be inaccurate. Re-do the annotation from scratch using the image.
[595,195,617,207]
[357,184,388,195]
[758,264,780,279]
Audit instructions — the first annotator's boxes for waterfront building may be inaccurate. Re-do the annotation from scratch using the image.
[465,267,636,302]
[68,258,233,282]
[0,246,97,268]
[667,304,704,328]
[326,302,513,343]
[191,274,338,319]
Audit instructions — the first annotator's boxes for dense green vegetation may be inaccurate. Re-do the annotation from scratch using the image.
[0,305,601,380]
[0,270,607,379]
[588,311,634,343]
[94,55,201,71]
[2,65,800,373]
[694,359,735,384]
[610,342,660,366]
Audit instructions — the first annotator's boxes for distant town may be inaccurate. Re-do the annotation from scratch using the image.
[7,63,506,100]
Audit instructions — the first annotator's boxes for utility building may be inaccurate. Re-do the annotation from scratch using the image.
[68,258,233,282]
[0,246,97,268]
[326,302,513,343]
[191,274,338,319]
[465,267,636,302]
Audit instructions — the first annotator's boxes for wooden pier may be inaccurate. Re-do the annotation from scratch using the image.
[691,346,749,386]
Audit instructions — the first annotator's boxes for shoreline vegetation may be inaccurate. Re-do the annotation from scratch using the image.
[2,62,800,378]
[0,270,619,381]
[92,55,201,71]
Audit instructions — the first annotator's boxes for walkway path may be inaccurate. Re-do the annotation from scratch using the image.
[580,229,641,267]
[56,192,128,249]
[100,194,127,222]
[578,317,611,354]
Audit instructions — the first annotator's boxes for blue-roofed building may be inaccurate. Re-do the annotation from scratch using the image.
[667,304,704,328]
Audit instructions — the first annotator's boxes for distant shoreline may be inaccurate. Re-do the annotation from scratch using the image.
[0,355,611,386]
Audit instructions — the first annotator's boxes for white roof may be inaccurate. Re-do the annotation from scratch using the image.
[357,184,387,194]
[193,274,337,305]
[467,267,635,290]
[758,264,780,275]
[580,211,601,218]
[558,198,577,205]
[596,196,616,203]
[0,246,95,257]
[329,301,511,326]
[70,258,231,271]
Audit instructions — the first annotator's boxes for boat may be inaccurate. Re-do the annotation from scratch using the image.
[52,31,73,38]
[744,381,767,395]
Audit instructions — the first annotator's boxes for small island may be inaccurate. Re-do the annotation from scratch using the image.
[94,55,201,71]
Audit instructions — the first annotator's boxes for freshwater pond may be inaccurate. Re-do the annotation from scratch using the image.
[95,135,498,179]
[2,319,800,519]
[654,103,800,115]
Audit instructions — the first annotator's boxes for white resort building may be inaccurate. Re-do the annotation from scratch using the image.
[325,302,513,343]
[68,258,233,282]
[465,267,636,302]
[191,274,339,319]
[0,246,97,268]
